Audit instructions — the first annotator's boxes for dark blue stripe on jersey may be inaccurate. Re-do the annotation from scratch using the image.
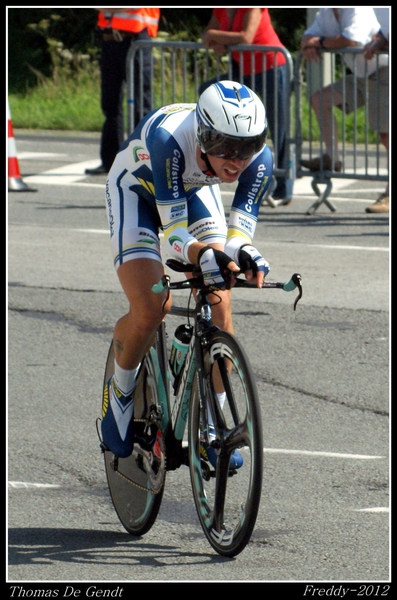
[148,127,186,202]
[116,169,128,266]
[136,194,162,231]
[119,108,160,151]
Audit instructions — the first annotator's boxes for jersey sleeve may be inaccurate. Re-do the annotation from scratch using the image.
[226,145,273,254]
[147,126,196,262]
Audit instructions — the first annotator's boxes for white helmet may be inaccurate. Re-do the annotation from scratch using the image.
[196,80,267,160]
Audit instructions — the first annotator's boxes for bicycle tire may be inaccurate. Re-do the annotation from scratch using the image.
[102,341,166,536]
[188,330,263,557]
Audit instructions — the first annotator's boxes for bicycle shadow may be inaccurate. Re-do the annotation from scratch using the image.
[8,527,222,568]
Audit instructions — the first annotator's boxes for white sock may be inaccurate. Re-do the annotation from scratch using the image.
[217,392,226,409]
[208,392,227,437]
[113,361,141,397]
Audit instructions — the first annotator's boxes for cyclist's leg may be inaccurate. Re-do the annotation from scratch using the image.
[103,256,171,457]
[114,258,171,371]
[104,183,171,456]
[187,184,234,398]
[187,186,237,454]
[187,184,233,336]
[107,181,171,373]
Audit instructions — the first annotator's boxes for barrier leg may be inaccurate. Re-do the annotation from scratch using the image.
[306,176,336,215]
[261,176,279,208]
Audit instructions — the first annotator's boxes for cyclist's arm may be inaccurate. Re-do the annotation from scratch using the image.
[223,146,273,287]
[148,127,205,263]
[225,145,273,259]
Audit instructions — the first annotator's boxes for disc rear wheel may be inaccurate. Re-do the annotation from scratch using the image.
[101,342,166,536]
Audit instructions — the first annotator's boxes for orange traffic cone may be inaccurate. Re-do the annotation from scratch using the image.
[8,100,36,192]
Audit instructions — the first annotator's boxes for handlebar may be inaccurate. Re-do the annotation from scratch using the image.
[152,259,303,310]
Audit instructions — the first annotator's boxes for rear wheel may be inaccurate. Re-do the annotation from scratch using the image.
[101,342,166,536]
[188,331,263,557]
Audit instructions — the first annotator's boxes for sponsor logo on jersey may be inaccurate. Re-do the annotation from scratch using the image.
[138,231,158,243]
[169,235,183,254]
[237,216,254,235]
[189,220,218,236]
[105,181,114,237]
[166,149,182,198]
[245,163,268,212]
[132,146,150,162]
[170,204,186,218]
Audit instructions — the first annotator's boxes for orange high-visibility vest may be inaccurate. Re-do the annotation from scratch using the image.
[97,8,160,37]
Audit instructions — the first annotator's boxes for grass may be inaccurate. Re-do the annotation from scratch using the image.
[9,67,103,131]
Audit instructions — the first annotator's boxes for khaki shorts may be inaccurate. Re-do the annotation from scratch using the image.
[331,67,389,133]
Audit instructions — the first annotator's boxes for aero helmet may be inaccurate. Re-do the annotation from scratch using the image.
[196,80,268,160]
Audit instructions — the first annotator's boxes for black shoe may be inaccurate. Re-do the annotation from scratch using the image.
[85,165,108,175]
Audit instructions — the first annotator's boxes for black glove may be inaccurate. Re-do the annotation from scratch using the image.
[238,245,270,276]
[198,247,234,288]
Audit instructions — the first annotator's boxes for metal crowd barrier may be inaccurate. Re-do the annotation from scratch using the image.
[294,47,389,214]
[126,40,388,215]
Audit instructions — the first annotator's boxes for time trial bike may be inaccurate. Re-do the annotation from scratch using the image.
[97,259,302,557]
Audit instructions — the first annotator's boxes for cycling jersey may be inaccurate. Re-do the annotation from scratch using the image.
[106,103,273,269]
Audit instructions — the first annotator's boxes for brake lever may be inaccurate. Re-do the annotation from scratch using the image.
[292,274,303,311]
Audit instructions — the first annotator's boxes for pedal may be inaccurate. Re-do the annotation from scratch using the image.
[200,459,212,481]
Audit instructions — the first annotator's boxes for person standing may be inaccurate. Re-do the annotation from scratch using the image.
[299,7,388,208]
[200,8,294,205]
[86,8,160,176]
[363,7,389,214]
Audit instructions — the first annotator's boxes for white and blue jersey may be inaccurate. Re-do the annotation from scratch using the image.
[105,103,273,269]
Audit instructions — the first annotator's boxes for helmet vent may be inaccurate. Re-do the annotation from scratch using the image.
[222,106,230,124]
[233,86,242,102]
[203,109,214,125]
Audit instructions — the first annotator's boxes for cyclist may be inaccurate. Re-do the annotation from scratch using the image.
[101,80,272,466]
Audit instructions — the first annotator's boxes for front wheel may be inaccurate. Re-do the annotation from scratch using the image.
[188,331,263,557]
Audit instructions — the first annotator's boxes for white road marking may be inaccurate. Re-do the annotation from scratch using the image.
[23,160,101,186]
[265,241,388,252]
[354,507,389,513]
[74,228,109,234]
[263,448,385,459]
[8,481,60,489]
[18,152,67,159]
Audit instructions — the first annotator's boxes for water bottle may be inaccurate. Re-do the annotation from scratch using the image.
[169,324,193,393]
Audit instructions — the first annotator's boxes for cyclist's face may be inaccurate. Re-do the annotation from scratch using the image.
[206,154,253,183]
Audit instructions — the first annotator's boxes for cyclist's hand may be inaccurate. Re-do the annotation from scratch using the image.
[198,247,238,289]
[238,245,270,288]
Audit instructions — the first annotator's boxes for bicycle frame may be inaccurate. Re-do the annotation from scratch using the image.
[150,287,219,471]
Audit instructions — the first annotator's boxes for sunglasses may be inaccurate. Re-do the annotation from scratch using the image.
[200,129,267,161]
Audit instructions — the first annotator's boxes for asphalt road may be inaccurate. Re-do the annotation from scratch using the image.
[7,131,390,591]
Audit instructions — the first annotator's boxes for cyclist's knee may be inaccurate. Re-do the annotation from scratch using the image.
[210,291,233,332]
[129,296,167,331]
